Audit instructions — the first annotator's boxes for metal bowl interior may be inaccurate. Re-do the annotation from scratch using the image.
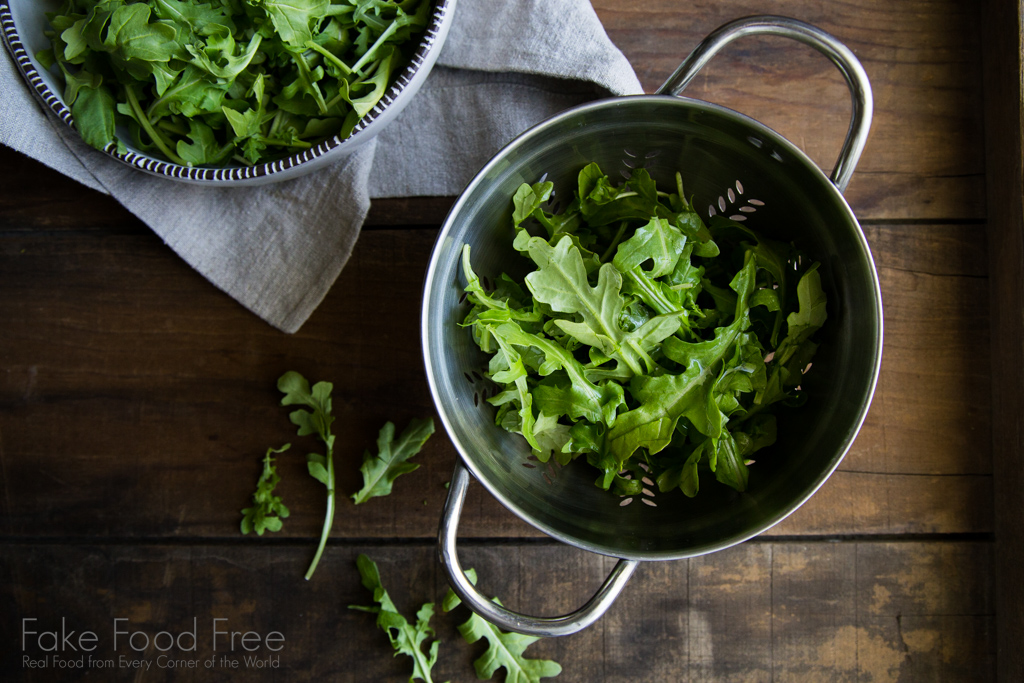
[1,0,455,186]
[422,95,882,561]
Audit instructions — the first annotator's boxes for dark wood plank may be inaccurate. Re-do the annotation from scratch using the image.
[981,0,1024,679]
[595,0,985,221]
[0,541,993,681]
[0,223,991,539]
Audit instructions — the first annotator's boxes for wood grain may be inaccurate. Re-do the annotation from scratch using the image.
[0,223,990,539]
[593,0,985,221]
[0,1,984,226]
[981,0,1024,679]
[0,541,993,681]
[0,3,1001,679]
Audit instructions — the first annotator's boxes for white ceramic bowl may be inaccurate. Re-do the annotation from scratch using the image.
[1,0,456,186]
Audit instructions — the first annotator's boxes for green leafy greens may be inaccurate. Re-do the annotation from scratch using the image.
[442,569,562,683]
[350,554,447,683]
[461,163,828,498]
[240,444,291,535]
[278,370,336,580]
[39,0,431,166]
[353,417,436,504]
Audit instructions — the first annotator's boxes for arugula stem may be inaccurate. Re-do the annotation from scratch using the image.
[125,86,187,165]
[294,52,330,115]
[268,109,284,138]
[674,172,692,210]
[405,627,435,683]
[351,21,398,74]
[157,120,188,136]
[263,138,313,148]
[624,268,680,316]
[599,221,629,263]
[306,41,353,76]
[325,68,374,111]
[304,444,335,581]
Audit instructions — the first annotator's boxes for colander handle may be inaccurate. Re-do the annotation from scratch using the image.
[656,15,873,194]
[438,460,639,637]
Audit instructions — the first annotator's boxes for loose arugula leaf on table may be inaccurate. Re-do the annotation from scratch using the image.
[460,163,829,499]
[442,569,562,683]
[278,371,336,580]
[349,554,447,683]
[240,444,291,535]
[41,0,431,166]
[352,418,436,504]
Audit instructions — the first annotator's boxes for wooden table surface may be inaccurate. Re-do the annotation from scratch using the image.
[2,1,1021,681]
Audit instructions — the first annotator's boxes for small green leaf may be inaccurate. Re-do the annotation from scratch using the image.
[441,567,478,612]
[259,0,330,48]
[442,567,561,682]
[713,429,749,492]
[612,217,686,278]
[306,455,329,485]
[524,235,680,378]
[352,418,436,504]
[512,181,554,228]
[457,599,561,682]
[70,84,116,150]
[240,444,291,536]
[349,554,443,683]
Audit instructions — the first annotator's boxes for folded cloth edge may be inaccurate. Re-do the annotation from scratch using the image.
[0,0,644,333]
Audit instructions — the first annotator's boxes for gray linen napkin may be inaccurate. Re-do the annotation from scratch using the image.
[0,0,642,332]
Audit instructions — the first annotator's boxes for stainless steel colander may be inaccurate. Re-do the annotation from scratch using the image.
[421,15,881,637]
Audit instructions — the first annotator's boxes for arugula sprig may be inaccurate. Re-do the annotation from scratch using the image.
[353,418,436,504]
[461,162,828,498]
[442,569,562,683]
[240,444,291,535]
[278,371,336,580]
[350,554,447,683]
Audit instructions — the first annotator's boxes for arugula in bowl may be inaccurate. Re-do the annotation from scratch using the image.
[37,0,432,166]
[460,163,827,498]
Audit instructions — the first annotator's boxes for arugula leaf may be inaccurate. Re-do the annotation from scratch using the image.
[523,234,680,378]
[352,418,435,504]
[750,266,828,412]
[712,428,749,492]
[440,567,478,613]
[278,371,336,580]
[612,216,687,278]
[607,254,756,461]
[442,569,562,683]
[782,265,828,350]
[240,444,291,535]
[578,162,661,226]
[456,605,562,683]
[656,442,706,497]
[486,321,625,428]
[176,118,232,166]
[258,0,330,48]
[70,83,116,149]
[349,554,446,683]
[513,181,554,229]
